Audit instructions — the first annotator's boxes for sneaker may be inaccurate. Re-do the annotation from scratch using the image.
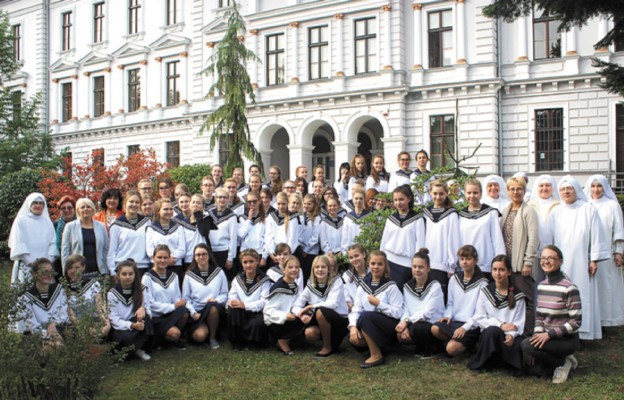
[552,359,572,384]
[567,355,578,370]
[420,353,441,360]
[173,341,186,351]
[209,339,220,349]
[134,349,151,361]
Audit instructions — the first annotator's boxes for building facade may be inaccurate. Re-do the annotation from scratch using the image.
[2,0,623,184]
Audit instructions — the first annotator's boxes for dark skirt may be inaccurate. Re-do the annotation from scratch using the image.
[300,253,317,285]
[213,250,237,282]
[111,315,153,350]
[388,261,412,291]
[433,320,480,349]
[468,326,523,371]
[169,264,185,290]
[407,321,443,355]
[357,311,399,351]
[152,307,188,337]
[307,307,349,350]
[186,302,224,335]
[429,269,450,303]
[227,308,268,345]
[267,319,305,341]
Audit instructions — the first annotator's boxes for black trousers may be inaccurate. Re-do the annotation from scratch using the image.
[521,333,579,374]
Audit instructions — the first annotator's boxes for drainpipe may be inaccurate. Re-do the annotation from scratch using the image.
[42,0,50,135]
[496,18,504,175]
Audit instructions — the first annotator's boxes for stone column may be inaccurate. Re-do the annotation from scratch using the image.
[412,3,422,69]
[335,14,344,76]
[456,0,466,64]
[287,144,315,180]
[382,6,392,70]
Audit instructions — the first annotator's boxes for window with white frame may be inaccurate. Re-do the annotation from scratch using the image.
[128,144,140,156]
[61,82,72,122]
[354,17,376,74]
[533,7,561,60]
[12,24,21,61]
[166,0,180,26]
[219,0,232,8]
[93,76,105,117]
[534,108,564,171]
[62,11,73,51]
[166,141,180,167]
[128,0,141,35]
[166,61,180,106]
[309,26,329,80]
[128,68,141,112]
[430,114,455,168]
[266,33,285,86]
[428,9,453,68]
[93,2,105,43]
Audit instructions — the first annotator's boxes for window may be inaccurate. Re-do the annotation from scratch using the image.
[128,68,141,112]
[93,76,105,117]
[166,0,180,25]
[309,26,329,80]
[11,91,22,120]
[219,0,232,8]
[266,33,285,86]
[93,2,105,43]
[128,0,141,34]
[616,104,624,174]
[429,114,455,168]
[62,11,72,51]
[354,18,377,74]
[535,108,564,171]
[428,10,453,68]
[533,7,561,59]
[62,82,72,122]
[166,61,180,106]
[166,141,180,168]
[92,148,105,167]
[615,36,623,52]
[128,144,140,156]
[219,133,231,166]
[12,24,21,61]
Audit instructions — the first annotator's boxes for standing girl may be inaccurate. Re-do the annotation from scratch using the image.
[341,189,370,253]
[142,245,188,349]
[237,191,268,270]
[318,197,344,256]
[207,188,238,280]
[348,154,367,199]
[388,152,412,192]
[395,249,445,358]
[459,178,506,280]
[380,185,425,288]
[227,249,272,349]
[174,194,207,269]
[365,154,390,193]
[308,164,327,194]
[293,255,349,357]
[265,192,304,266]
[422,179,461,295]
[431,245,488,357]
[108,259,153,361]
[333,162,351,204]
[468,254,526,372]
[146,199,186,285]
[263,255,305,354]
[108,191,151,275]
[183,243,228,349]
[344,244,369,311]
[300,194,322,281]
[348,251,403,368]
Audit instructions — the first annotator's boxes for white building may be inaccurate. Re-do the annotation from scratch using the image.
[2,0,623,185]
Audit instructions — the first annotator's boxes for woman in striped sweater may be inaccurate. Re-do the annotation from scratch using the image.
[521,245,581,384]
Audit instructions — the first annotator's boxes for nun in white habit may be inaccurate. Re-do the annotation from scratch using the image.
[544,175,610,340]
[583,175,624,327]
[481,175,511,214]
[9,193,58,284]
[527,174,560,252]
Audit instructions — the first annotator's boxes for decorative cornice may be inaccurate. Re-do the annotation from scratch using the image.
[103,67,111,72]
[155,57,163,62]
[179,51,188,57]
[412,3,422,10]
[382,5,392,12]
[117,64,125,69]
[206,42,215,48]
[139,59,148,65]
[289,22,299,28]
[249,29,258,35]
[71,74,78,79]
[334,14,344,20]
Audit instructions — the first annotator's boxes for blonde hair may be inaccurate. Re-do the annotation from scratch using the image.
[275,192,290,232]
[75,198,96,218]
[310,255,335,286]
[153,198,173,223]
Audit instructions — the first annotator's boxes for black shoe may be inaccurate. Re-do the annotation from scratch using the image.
[360,357,385,369]
[314,350,333,358]
[173,341,186,351]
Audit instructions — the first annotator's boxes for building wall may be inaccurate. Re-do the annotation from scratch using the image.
[1,0,622,183]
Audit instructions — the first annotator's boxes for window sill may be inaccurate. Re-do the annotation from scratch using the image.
[58,49,76,57]
[161,22,185,34]
[89,41,109,50]
[123,32,145,42]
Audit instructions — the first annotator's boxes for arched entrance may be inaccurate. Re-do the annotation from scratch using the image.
[270,128,290,178]
[356,119,384,172]
[312,124,336,181]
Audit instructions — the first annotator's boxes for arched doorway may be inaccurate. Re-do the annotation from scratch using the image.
[270,128,290,178]
[356,119,384,172]
[312,124,336,181]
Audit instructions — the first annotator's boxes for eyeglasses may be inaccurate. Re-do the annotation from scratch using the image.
[247,200,258,204]
[540,257,559,263]
[60,206,74,211]
[284,186,295,190]
[159,186,169,190]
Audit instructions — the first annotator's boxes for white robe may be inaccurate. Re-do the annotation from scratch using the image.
[589,196,624,327]
[545,200,611,340]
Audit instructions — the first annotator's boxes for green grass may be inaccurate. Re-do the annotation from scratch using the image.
[97,328,624,400]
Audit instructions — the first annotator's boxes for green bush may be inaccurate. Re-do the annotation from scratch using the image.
[0,169,44,256]
[168,164,213,194]
[0,277,120,399]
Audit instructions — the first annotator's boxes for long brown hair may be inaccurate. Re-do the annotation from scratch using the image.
[491,254,516,309]
[116,259,143,313]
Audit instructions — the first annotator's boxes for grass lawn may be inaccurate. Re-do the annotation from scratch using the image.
[97,328,624,400]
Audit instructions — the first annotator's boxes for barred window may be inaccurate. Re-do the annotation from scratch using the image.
[166,141,180,168]
[430,114,455,168]
[128,68,141,112]
[166,61,180,106]
[93,76,105,117]
[535,108,564,171]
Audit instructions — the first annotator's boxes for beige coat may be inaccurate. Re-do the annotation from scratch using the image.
[500,202,540,279]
